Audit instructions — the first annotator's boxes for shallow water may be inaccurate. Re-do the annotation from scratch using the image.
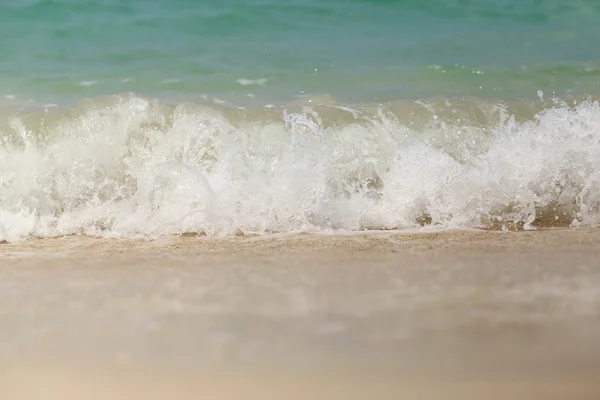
[1,0,600,104]
[2,0,600,241]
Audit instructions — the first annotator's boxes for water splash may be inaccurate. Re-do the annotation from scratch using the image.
[1,94,599,241]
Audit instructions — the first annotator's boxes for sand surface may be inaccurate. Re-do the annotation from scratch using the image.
[2,228,600,399]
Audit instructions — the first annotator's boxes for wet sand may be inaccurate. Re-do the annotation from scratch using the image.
[2,228,600,399]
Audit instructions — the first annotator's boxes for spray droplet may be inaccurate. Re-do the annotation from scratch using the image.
[537,90,544,100]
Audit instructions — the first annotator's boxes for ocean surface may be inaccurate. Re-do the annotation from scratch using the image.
[1,0,600,241]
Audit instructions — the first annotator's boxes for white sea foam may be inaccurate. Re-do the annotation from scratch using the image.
[1,94,599,241]
[78,81,98,87]
[237,78,268,86]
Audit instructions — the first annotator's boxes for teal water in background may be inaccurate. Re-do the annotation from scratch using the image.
[1,0,600,105]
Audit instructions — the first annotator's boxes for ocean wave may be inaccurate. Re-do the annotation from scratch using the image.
[1,93,599,241]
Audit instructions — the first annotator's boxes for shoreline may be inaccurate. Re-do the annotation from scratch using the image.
[3,225,600,255]
[2,227,600,398]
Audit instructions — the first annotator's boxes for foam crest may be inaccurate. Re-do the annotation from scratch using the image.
[1,94,600,241]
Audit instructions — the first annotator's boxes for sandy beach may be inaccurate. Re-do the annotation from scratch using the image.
[2,227,600,399]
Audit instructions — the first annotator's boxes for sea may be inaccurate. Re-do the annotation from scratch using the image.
[1,0,600,241]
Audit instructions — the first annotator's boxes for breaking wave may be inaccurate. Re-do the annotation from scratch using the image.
[1,93,600,241]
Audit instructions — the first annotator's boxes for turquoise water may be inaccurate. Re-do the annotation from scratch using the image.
[3,0,600,240]
[1,0,599,104]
